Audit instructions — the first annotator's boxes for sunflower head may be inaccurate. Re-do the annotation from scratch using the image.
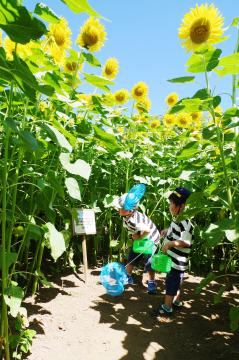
[135,97,151,113]
[177,113,192,128]
[102,58,119,80]
[64,60,83,73]
[151,120,160,129]
[77,17,106,53]
[48,18,71,49]
[114,89,130,105]
[165,92,179,107]
[101,93,116,107]
[191,111,202,122]
[179,4,224,52]
[163,114,176,127]
[132,81,148,101]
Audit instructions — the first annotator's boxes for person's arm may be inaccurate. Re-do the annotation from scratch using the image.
[162,239,189,254]
[132,231,149,240]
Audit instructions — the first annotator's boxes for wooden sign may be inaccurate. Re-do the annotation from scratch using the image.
[72,208,96,235]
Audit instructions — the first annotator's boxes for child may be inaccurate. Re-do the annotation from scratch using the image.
[153,187,193,317]
[114,193,161,294]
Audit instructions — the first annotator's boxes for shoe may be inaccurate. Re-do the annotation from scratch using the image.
[147,280,157,295]
[127,274,135,285]
[151,304,172,317]
[172,300,183,310]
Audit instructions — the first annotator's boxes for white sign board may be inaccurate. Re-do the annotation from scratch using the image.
[72,209,96,235]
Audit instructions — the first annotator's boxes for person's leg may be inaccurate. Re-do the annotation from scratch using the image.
[126,248,141,284]
[145,257,157,294]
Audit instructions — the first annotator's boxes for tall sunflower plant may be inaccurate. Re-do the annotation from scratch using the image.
[165,3,239,330]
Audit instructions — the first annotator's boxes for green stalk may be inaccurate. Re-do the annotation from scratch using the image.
[1,82,14,360]
[203,58,234,218]
[31,238,45,295]
[232,27,239,107]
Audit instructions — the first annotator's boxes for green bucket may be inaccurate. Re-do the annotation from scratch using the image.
[151,252,172,272]
[133,237,154,254]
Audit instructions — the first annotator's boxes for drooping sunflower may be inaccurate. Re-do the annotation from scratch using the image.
[76,93,92,108]
[132,81,148,101]
[163,114,176,127]
[114,89,130,105]
[77,17,106,52]
[178,4,224,52]
[4,37,38,60]
[102,58,119,80]
[135,97,151,113]
[165,92,179,107]
[64,60,83,74]
[177,113,192,128]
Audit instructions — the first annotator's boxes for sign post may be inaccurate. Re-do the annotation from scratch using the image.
[72,209,96,283]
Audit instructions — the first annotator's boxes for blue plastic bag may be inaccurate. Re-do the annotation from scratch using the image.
[124,184,146,210]
[100,262,128,296]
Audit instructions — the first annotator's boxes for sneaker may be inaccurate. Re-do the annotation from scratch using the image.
[147,280,157,295]
[151,304,172,317]
[172,300,183,310]
[127,274,135,285]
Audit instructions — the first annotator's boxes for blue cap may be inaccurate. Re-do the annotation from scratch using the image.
[173,187,191,204]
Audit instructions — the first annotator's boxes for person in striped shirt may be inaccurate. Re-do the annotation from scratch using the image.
[153,187,193,317]
[114,193,160,294]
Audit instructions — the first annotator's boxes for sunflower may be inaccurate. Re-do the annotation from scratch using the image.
[114,89,130,105]
[191,111,202,122]
[165,92,179,107]
[151,120,160,129]
[101,93,116,106]
[48,18,71,50]
[177,113,192,128]
[76,93,92,107]
[102,58,119,80]
[178,4,224,52]
[77,17,106,52]
[132,81,148,101]
[163,114,176,127]
[135,97,151,113]
[64,60,83,73]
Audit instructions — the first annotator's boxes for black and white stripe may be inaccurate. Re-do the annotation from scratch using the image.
[163,219,194,271]
[123,210,160,244]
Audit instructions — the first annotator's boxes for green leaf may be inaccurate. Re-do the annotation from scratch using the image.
[179,170,195,181]
[0,0,47,44]
[81,52,101,67]
[215,53,239,76]
[167,76,195,83]
[42,72,64,94]
[195,272,216,294]
[60,0,104,18]
[187,48,222,73]
[47,170,65,199]
[44,124,73,152]
[19,130,40,151]
[192,88,209,100]
[93,125,121,153]
[177,147,199,160]
[59,153,91,180]
[84,73,114,92]
[231,17,239,27]
[223,108,239,120]
[213,285,227,304]
[0,247,17,269]
[45,222,66,261]
[34,3,60,23]
[52,120,77,147]
[3,282,24,317]
[181,98,203,112]
[229,306,239,331]
[65,177,81,200]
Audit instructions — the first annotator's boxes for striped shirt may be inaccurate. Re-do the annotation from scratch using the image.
[123,210,160,245]
[163,219,194,271]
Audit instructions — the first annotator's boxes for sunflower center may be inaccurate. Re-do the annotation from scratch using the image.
[66,61,77,72]
[105,66,114,75]
[53,31,66,47]
[116,93,124,102]
[82,27,99,47]
[190,18,210,44]
[135,87,144,97]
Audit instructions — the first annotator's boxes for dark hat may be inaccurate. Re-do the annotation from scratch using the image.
[171,187,191,205]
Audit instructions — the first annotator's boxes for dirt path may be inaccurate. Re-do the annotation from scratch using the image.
[24,268,239,360]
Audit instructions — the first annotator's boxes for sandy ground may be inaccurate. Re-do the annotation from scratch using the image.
[23,267,239,360]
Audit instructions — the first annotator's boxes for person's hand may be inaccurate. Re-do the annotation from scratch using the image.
[162,242,171,254]
[132,233,140,240]
[160,229,168,237]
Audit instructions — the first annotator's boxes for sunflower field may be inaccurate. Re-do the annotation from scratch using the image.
[0,0,239,358]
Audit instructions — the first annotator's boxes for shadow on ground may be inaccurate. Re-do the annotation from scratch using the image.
[91,270,239,360]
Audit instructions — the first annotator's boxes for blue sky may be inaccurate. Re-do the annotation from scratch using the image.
[23,0,238,114]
